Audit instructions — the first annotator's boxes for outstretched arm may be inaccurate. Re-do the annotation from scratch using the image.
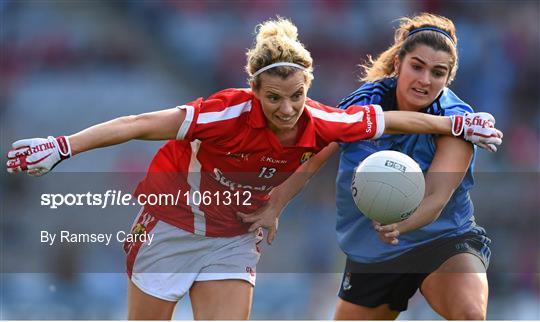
[7,107,186,175]
[69,108,185,155]
[271,142,339,209]
[383,111,503,152]
[384,111,452,135]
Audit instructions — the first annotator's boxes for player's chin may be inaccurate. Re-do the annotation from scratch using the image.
[407,97,433,111]
[272,118,297,130]
[416,95,436,110]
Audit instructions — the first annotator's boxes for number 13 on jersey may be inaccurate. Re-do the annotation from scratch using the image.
[258,167,276,178]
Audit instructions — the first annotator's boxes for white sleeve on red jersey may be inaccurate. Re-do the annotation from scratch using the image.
[174,89,253,142]
[307,102,385,144]
[370,104,385,139]
[176,104,196,140]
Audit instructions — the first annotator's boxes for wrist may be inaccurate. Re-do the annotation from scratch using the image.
[267,192,288,216]
[55,136,72,159]
[394,222,407,235]
[450,115,464,137]
[65,135,79,156]
[395,216,418,235]
[270,198,288,217]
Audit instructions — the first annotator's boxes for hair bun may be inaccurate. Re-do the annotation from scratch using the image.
[256,17,299,42]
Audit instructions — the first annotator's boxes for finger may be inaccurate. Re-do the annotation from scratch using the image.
[476,142,493,152]
[236,211,248,218]
[249,220,263,232]
[486,128,503,142]
[7,147,30,159]
[7,162,22,173]
[236,212,249,222]
[30,167,49,177]
[241,215,259,224]
[237,212,250,220]
[485,136,502,146]
[267,227,275,245]
[484,143,497,153]
[378,224,397,232]
[491,129,503,141]
[28,168,45,176]
[471,131,502,146]
[237,211,261,220]
[6,157,27,172]
[480,143,497,153]
[237,211,259,223]
[12,139,34,149]
[384,230,400,238]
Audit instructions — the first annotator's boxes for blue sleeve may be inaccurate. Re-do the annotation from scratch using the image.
[337,80,392,110]
[438,88,474,117]
[338,93,377,110]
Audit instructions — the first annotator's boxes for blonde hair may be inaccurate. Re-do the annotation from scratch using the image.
[361,13,458,84]
[246,17,314,89]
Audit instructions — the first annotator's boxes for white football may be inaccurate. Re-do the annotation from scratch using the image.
[351,150,425,225]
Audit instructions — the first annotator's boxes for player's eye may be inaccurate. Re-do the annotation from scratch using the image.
[432,70,446,78]
[291,92,303,101]
[411,64,422,71]
[267,95,280,102]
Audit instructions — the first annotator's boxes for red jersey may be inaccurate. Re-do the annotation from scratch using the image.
[135,88,384,237]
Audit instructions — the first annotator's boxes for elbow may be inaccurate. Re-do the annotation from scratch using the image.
[127,114,151,139]
[115,114,147,140]
[424,212,441,226]
[427,198,452,223]
[414,209,442,229]
[117,114,139,125]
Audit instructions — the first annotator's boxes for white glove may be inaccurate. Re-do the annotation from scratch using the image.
[450,112,503,152]
[6,136,71,176]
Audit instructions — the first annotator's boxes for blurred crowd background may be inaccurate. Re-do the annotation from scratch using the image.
[1,0,539,319]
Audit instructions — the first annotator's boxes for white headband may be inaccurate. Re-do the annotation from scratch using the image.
[252,62,306,78]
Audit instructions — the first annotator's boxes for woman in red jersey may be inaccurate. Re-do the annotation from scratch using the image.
[6,17,501,320]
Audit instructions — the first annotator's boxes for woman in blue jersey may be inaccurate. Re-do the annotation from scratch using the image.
[240,13,492,320]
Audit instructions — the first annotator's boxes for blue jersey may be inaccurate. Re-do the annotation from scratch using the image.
[336,78,487,263]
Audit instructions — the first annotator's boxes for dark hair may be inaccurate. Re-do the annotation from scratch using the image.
[362,13,458,84]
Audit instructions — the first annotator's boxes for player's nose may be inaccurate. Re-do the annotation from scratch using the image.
[418,71,431,86]
[279,100,295,115]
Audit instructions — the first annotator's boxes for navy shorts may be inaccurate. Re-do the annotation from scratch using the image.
[338,232,491,312]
